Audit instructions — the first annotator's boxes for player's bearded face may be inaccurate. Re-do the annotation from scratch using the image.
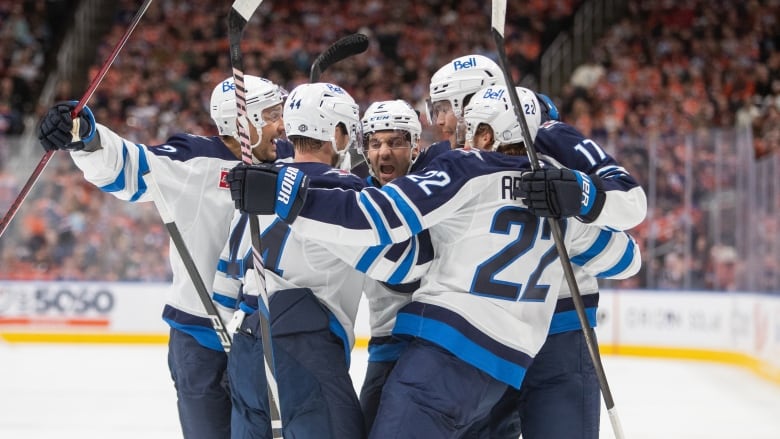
[367,131,412,186]
[252,106,285,162]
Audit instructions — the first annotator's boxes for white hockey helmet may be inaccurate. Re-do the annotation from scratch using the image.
[283,82,361,149]
[427,54,504,123]
[210,75,286,138]
[464,85,542,151]
[360,99,422,152]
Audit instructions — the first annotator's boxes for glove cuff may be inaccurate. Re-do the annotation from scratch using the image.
[274,167,308,223]
[577,173,606,223]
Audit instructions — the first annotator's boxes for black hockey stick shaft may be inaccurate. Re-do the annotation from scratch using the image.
[143,169,232,352]
[0,0,154,240]
[490,1,625,438]
[228,1,283,437]
[309,33,369,82]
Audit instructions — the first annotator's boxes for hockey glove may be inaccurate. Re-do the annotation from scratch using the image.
[227,163,309,223]
[517,168,605,222]
[38,101,100,152]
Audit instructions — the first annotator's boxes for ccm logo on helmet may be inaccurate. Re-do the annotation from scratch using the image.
[277,167,300,205]
[482,88,505,100]
[221,80,236,92]
[453,57,477,70]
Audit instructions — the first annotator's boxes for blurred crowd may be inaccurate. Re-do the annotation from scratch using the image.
[0,0,778,291]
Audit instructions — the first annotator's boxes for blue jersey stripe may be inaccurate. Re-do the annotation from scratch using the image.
[99,142,149,201]
[359,191,392,245]
[548,307,597,334]
[394,312,528,388]
[384,185,424,235]
[388,237,416,284]
[570,229,612,266]
[162,305,223,352]
[356,245,384,273]
[597,237,636,277]
[129,144,150,202]
[212,292,237,310]
[100,144,129,193]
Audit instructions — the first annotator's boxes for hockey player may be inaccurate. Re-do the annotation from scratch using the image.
[462,84,646,438]
[356,99,453,431]
[213,82,368,439]
[36,75,290,439]
[225,87,642,437]
[427,55,646,438]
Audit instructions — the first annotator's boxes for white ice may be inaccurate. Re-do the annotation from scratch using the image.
[1,343,779,439]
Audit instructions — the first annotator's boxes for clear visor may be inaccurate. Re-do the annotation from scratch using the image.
[360,129,412,153]
[425,98,455,125]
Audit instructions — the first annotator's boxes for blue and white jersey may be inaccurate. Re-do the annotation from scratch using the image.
[285,149,640,388]
[70,124,293,351]
[535,120,646,230]
[534,121,646,334]
[362,140,448,362]
[213,162,405,356]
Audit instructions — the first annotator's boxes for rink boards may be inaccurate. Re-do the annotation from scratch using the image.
[1,281,779,384]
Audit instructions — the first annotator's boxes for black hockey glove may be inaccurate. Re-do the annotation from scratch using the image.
[516,168,606,222]
[38,101,100,152]
[227,163,309,224]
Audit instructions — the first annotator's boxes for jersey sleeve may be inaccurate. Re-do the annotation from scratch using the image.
[535,122,647,230]
[70,124,153,202]
[290,150,489,247]
[320,229,434,284]
[566,221,641,280]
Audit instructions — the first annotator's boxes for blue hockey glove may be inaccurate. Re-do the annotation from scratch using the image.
[517,168,605,222]
[38,101,99,152]
[227,163,309,223]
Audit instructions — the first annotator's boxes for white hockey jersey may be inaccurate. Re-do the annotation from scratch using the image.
[70,124,292,351]
[534,120,647,334]
[213,162,374,356]
[284,149,640,388]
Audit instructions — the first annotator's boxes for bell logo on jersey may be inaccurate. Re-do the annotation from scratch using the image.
[453,57,477,70]
[219,168,231,189]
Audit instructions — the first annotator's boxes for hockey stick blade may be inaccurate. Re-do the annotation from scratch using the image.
[309,33,369,82]
[491,1,625,438]
[0,0,153,240]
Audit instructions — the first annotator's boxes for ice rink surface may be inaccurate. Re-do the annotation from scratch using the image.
[1,343,779,439]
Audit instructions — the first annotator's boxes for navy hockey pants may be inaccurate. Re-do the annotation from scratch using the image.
[474,329,601,439]
[359,360,396,433]
[168,327,231,439]
[228,288,364,439]
[369,338,508,439]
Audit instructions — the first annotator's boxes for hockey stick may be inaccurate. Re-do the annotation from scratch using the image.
[309,33,369,82]
[490,1,626,438]
[143,166,232,352]
[310,33,370,177]
[0,0,153,239]
[228,1,283,437]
